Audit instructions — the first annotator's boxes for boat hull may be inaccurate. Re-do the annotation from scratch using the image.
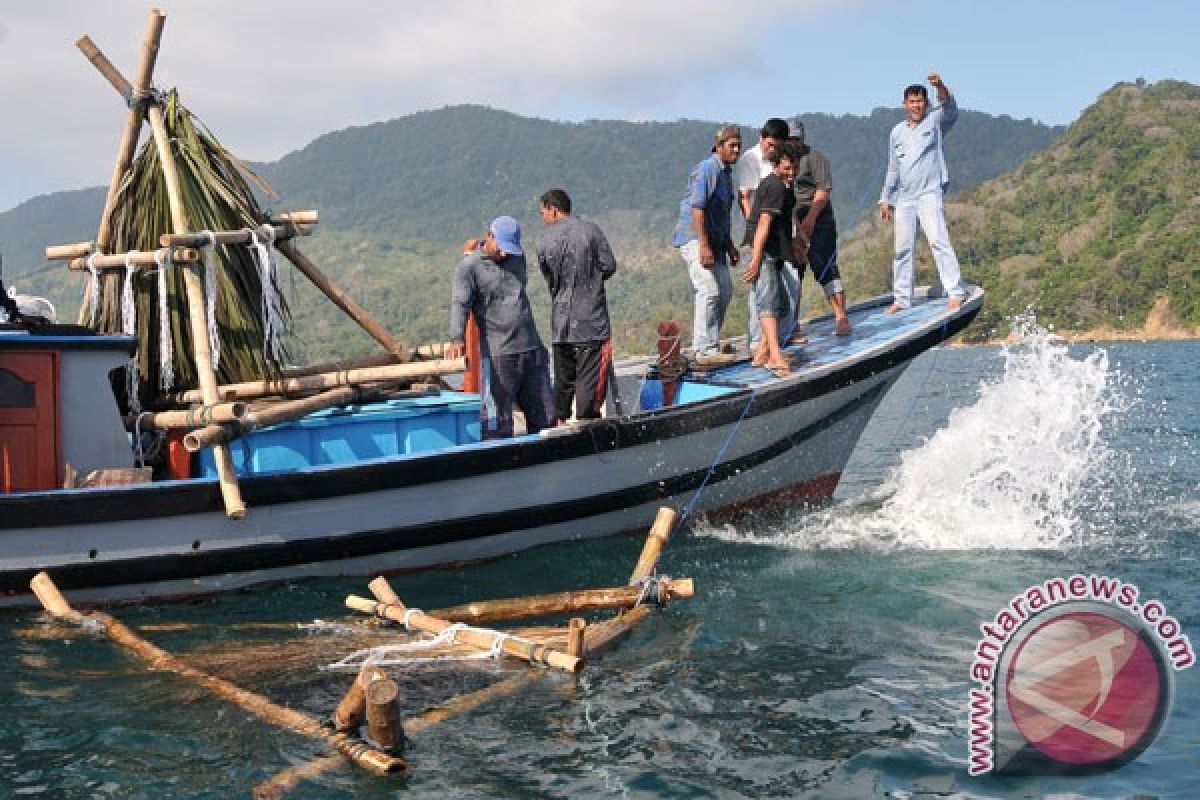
[0,289,980,607]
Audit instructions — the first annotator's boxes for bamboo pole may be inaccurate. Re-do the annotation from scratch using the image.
[583,605,654,655]
[364,674,404,752]
[566,618,587,659]
[182,383,385,451]
[123,402,248,432]
[426,579,695,624]
[30,572,406,775]
[333,664,387,733]
[140,66,245,518]
[629,507,679,585]
[281,352,401,379]
[172,357,466,404]
[85,10,165,256]
[160,223,311,249]
[275,239,409,361]
[65,248,200,271]
[270,211,318,225]
[45,242,95,260]
[348,583,582,674]
[254,671,538,799]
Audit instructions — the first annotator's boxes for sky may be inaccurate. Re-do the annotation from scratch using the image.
[0,0,1196,211]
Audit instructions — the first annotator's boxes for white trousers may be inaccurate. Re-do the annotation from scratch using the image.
[891,191,964,309]
[680,239,732,354]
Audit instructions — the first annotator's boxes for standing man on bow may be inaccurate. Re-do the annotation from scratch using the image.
[448,216,556,440]
[878,72,967,313]
[790,121,852,335]
[672,125,742,360]
[737,118,803,350]
[536,188,618,423]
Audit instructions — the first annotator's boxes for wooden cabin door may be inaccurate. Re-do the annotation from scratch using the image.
[0,351,60,492]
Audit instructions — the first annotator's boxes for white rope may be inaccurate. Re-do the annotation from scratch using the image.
[400,607,424,628]
[85,254,101,328]
[246,226,287,363]
[322,615,540,671]
[154,249,175,392]
[121,252,141,413]
[199,231,221,370]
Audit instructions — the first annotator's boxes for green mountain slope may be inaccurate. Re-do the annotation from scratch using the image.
[840,80,1200,339]
[2,104,1062,356]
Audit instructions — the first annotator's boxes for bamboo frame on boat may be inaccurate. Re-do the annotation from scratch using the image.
[171,357,467,404]
[160,222,312,249]
[79,9,246,518]
[427,578,695,624]
[183,383,389,451]
[29,572,407,776]
[123,402,248,432]
[63,248,201,271]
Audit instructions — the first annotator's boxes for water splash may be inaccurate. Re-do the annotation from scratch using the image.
[699,318,1126,551]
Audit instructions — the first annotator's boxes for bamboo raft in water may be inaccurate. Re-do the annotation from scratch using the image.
[28,507,692,797]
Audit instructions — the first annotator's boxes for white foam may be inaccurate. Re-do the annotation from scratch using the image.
[696,319,1125,551]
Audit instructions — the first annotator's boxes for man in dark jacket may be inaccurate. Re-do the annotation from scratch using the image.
[448,216,556,439]
[536,189,618,422]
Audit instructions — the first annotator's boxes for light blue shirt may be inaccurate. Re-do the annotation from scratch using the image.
[672,154,735,248]
[879,95,958,205]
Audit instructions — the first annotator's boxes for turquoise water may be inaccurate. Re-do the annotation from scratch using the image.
[2,337,1197,798]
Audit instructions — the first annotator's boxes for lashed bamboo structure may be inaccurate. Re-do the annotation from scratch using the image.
[29,572,406,776]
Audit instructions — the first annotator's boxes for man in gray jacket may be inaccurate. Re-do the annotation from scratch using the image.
[536,189,618,422]
[448,216,556,439]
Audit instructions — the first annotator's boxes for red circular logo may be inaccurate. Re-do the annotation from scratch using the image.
[1005,611,1166,767]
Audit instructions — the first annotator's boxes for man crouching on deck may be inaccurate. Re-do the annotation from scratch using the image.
[448,216,557,439]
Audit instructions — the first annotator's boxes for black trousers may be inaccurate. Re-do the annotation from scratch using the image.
[552,340,612,421]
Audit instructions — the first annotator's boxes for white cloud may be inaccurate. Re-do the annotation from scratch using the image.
[0,0,830,209]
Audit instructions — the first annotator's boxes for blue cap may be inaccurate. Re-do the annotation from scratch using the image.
[489,216,523,256]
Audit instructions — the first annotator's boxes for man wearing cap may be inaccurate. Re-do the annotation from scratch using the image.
[737,118,804,350]
[536,188,618,424]
[448,216,556,440]
[672,125,742,358]
[790,122,852,335]
[878,72,967,313]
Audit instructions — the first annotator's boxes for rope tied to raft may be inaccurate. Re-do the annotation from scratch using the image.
[198,230,221,370]
[245,226,287,364]
[633,573,673,607]
[153,248,175,391]
[322,623,536,671]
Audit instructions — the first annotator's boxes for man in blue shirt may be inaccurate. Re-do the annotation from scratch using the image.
[673,125,742,357]
[878,73,967,313]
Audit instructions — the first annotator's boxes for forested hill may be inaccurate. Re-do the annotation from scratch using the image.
[2,103,1061,356]
[840,80,1200,339]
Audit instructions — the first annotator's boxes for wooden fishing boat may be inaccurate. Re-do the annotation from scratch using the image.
[0,286,982,607]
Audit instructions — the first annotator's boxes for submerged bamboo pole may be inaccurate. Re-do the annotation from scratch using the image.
[427,579,695,624]
[172,357,466,404]
[348,581,582,674]
[254,671,539,799]
[30,572,406,775]
[182,383,386,451]
[583,605,654,655]
[65,248,200,271]
[275,239,408,361]
[160,223,311,249]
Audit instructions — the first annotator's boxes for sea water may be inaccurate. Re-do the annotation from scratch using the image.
[2,335,1197,798]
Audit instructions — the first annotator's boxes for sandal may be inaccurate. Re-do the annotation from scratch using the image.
[786,333,809,346]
